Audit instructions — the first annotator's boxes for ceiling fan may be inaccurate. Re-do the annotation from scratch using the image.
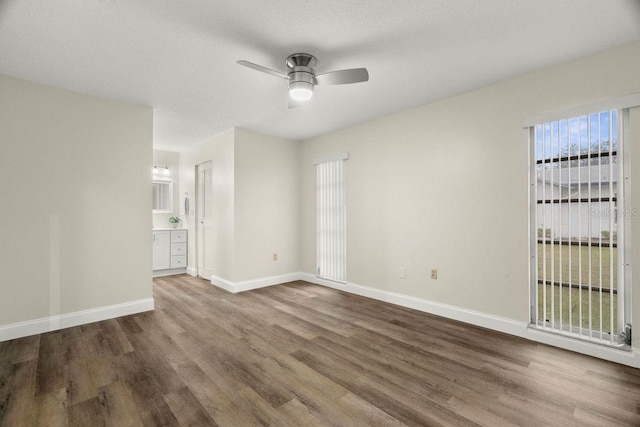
[237,53,369,107]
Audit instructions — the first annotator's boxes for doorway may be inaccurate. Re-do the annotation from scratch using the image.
[196,161,214,279]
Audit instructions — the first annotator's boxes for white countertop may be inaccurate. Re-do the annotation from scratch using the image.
[153,227,187,231]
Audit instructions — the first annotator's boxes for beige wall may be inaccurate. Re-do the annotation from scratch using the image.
[233,128,300,281]
[179,128,300,283]
[299,42,640,337]
[0,73,153,326]
[152,149,180,228]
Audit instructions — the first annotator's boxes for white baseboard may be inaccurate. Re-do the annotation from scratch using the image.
[152,268,187,278]
[299,273,527,337]
[186,266,198,277]
[525,327,640,368]
[298,273,640,368]
[0,298,155,342]
[307,275,348,291]
[211,272,303,293]
[198,269,640,367]
[210,274,236,292]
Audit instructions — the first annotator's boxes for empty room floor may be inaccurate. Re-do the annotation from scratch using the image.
[1,275,639,426]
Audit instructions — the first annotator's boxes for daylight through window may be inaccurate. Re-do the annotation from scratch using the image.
[530,109,629,346]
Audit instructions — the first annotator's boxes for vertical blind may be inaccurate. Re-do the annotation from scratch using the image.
[315,154,348,283]
[531,110,626,346]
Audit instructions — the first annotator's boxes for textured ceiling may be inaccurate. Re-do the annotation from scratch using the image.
[1,1,639,151]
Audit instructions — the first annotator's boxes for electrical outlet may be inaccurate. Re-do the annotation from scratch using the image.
[430,269,438,280]
[273,253,278,261]
[398,267,406,279]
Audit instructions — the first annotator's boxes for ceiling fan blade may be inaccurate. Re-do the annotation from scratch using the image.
[237,60,288,80]
[315,68,369,85]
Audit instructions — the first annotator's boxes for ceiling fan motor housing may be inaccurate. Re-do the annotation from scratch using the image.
[286,53,317,101]
[285,53,317,68]
[286,53,317,93]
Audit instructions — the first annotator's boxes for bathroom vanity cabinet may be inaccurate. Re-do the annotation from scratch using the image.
[152,229,187,277]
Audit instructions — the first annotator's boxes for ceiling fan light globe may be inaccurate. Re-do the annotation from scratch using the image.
[289,81,314,101]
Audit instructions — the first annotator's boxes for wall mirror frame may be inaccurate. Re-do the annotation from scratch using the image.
[152,180,173,213]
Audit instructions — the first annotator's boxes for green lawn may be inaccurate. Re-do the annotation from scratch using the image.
[536,243,618,334]
[536,283,617,334]
[537,242,617,289]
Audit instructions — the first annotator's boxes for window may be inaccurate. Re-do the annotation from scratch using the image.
[315,153,348,283]
[530,108,630,347]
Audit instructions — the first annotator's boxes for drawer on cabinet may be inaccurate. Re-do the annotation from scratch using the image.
[171,255,186,269]
[171,243,186,256]
[171,230,187,243]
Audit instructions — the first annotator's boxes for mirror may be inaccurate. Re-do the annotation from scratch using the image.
[152,180,173,213]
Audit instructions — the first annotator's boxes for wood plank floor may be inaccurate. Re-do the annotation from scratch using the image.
[1,275,640,426]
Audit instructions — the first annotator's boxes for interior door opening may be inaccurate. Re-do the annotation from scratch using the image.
[196,161,214,280]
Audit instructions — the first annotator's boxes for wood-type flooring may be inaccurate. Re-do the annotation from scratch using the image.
[1,275,639,426]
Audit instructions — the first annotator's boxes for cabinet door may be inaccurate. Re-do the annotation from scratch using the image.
[152,231,171,270]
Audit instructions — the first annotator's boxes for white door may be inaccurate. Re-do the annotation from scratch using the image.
[152,231,171,270]
[196,161,215,279]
